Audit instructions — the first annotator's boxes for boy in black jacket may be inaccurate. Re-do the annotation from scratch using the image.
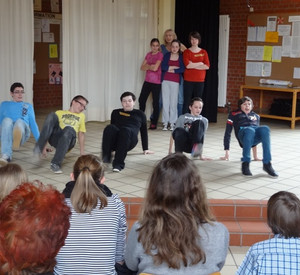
[222,96,278,177]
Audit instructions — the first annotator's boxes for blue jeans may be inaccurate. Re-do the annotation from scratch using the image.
[238,126,271,164]
[36,112,76,166]
[0,118,30,158]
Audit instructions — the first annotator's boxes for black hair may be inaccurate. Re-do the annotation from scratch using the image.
[120,91,136,102]
[10,82,24,93]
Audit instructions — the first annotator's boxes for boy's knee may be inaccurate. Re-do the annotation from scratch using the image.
[2,117,13,126]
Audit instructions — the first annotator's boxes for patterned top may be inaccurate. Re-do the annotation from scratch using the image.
[54,194,127,275]
[55,110,86,133]
[236,235,300,275]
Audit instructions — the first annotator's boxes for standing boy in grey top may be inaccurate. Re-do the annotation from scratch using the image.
[169,97,211,160]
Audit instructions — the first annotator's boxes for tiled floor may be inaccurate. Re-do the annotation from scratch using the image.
[10,109,300,274]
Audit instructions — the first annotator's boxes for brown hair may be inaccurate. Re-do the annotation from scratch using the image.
[0,163,28,202]
[71,154,107,213]
[238,96,253,109]
[137,153,215,269]
[267,191,300,238]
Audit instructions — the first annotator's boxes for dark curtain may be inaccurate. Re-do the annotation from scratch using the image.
[175,0,220,122]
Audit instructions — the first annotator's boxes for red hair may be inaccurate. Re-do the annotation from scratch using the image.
[0,182,71,274]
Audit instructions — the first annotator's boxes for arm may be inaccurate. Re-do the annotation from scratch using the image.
[149,59,162,71]
[220,117,233,161]
[169,135,174,154]
[28,105,40,141]
[78,131,85,155]
[124,222,140,272]
[140,59,150,71]
[186,61,209,70]
[114,194,127,263]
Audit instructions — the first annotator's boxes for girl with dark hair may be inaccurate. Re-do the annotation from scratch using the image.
[125,153,229,274]
[182,31,210,114]
[138,38,164,130]
[54,154,127,275]
[161,39,185,131]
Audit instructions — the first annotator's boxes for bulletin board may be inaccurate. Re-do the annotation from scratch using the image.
[245,13,300,87]
[34,17,61,80]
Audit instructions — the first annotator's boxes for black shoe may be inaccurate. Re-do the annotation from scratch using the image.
[242,162,252,176]
[263,162,278,177]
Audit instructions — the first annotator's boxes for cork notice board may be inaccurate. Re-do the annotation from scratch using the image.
[245,13,300,87]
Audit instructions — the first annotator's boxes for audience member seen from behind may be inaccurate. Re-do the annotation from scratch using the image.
[54,154,127,275]
[125,153,229,274]
[169,97,211,160]
[0,182,71,275]
[0,82,40,164]
[237,191,300,274]
[161,39,185,131]
[221,96,278,177]
[0,163,27,202]
[138,38,163,130]
[182,31,210,114]
[34,95,88,174]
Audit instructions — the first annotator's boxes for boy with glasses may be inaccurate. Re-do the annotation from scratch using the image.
[34,95,88,173]
[0,82,39,164]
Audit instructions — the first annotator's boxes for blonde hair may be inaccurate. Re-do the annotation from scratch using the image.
[163,29,177,45]
[70,155,107,213]
[0,163,28,202]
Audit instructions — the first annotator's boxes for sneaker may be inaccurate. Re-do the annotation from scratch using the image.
[263,162,278,177]
[113,168,120,172]
[191,143,201,158]
[149,124,157,130]
[162,124,168,131]
[242,162,252,176]
[170,124,175,131]
[13,127,22,150]
[50,163,63,174]
[0,155,11,165]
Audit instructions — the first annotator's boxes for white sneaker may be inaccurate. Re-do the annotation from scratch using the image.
[50,163,63,174]
[170,124,175,131]
[113,168,120,172]
[0,155,11,165]
[162,124,168,131]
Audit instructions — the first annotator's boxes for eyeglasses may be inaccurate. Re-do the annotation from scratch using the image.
[13,90,25,94]
[75,99,87,110]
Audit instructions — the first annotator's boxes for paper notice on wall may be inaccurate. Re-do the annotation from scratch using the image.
[247,27,257,41]
[246,46,264,61]
[257,26,267,42]
[43,32,55,43]
[282,36,292,57]
[292,21,300,36]
[246,62,272,77]
[293,67,300,79]
[272,46,282,62]
[267,16,277,32]
[263,46,273,61]
[291,36,300,58]
[277,25,291,36]
[265,31,279,43]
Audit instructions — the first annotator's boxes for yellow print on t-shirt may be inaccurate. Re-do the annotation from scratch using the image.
[55,110,86,133]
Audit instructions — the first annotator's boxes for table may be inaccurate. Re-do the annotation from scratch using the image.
[240,84,300,129]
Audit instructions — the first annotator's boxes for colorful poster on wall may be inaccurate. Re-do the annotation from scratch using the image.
[49,43,58,58]
[49,63,62,84]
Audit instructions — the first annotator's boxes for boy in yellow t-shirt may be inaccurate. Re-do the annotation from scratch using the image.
[34,95,88,173]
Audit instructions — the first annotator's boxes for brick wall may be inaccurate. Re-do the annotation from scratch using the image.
[33,79,62,108]
[220,0,300,110]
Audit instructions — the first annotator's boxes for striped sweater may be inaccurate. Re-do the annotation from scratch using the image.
[54,194,127,275]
